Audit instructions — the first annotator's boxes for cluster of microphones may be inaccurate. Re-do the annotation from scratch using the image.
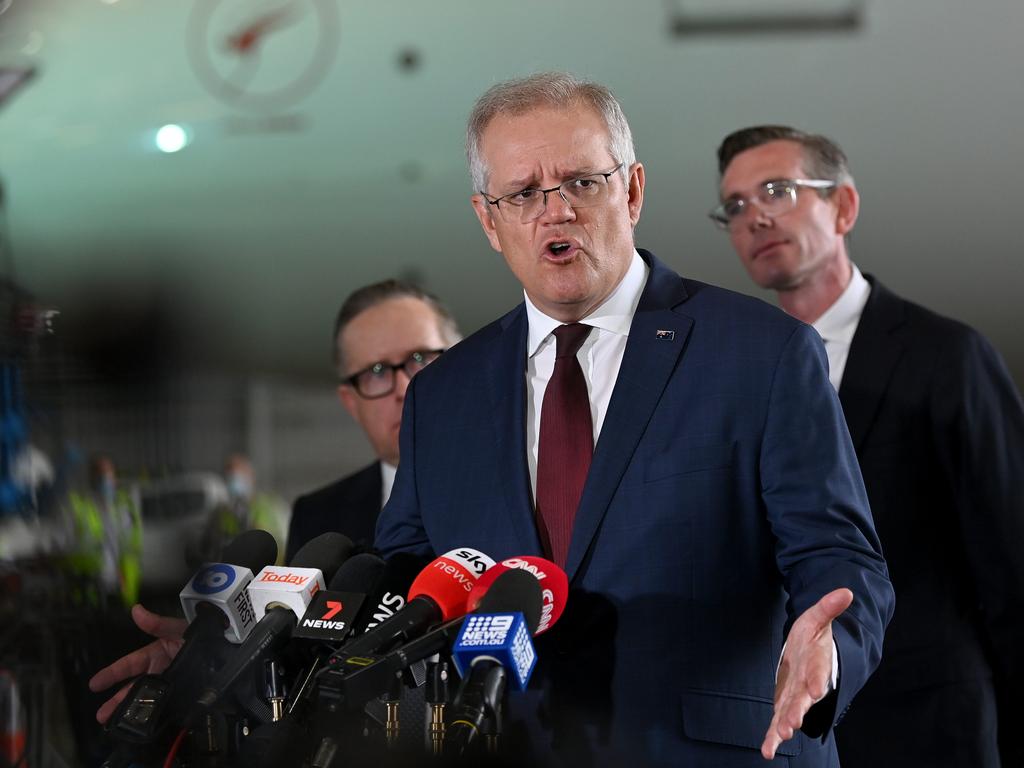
[101,529,569,767]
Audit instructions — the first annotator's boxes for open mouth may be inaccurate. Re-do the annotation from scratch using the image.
[545,241,574,258]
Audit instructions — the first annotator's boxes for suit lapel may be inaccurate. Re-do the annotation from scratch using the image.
[839,276,906,453]
[482,305,544,556]
[565,252,692,580]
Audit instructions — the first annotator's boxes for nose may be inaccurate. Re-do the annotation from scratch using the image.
[744,200,773,231]
[537,187,576,222]
[393,367,413,399]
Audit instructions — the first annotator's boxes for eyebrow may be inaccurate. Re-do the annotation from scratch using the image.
[499,167,601,194]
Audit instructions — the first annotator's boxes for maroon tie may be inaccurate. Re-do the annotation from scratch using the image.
[536,323,594,568]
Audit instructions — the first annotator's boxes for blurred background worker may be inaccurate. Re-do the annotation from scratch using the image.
[189,452,288,567]
[62,454,141,609]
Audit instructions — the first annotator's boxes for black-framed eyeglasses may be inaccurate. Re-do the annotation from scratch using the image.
[482,163,624,224]
[343,349,445,399]
[709,178,836,230]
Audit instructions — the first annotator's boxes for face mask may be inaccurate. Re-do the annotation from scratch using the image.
[227,474,253,500]
[98,476,116,504]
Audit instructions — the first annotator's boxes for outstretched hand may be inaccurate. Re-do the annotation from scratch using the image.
[88,603,188,724]
[761,588,853,760]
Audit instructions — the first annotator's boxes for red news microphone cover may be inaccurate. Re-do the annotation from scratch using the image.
[406,547,497,621]
[467,555,568,634]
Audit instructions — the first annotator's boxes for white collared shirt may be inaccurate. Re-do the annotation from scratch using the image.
[524,249,649,498]
[806,262,870,688]
[812,265,871,391]
[525,249,839,689]
[381,461,397,509]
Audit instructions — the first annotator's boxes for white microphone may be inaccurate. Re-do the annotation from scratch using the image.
[179,561,259,643]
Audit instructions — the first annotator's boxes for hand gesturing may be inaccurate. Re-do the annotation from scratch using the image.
[761,588,853,760]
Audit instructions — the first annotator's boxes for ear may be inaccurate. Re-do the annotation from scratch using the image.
[471,194,503,253]
[337,384,360,423]
[626,162,646,227]
[835,182,859,236]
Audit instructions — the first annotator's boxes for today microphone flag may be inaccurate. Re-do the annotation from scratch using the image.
[248,565,325,619]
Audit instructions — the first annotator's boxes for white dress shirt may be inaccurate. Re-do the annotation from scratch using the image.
[524,249,649,499]
[524,249,838,689]
[805,262,871,687]
[381,461,397,509]
[812,264,872,391]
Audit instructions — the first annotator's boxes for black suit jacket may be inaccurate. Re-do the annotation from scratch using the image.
[285,461,382,563]
[834,277,1024,768]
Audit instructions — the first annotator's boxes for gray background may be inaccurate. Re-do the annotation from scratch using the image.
[2,0,1021,498]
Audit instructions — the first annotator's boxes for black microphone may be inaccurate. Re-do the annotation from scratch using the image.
[445,569,544,757]
[104,529,278,751]
[322,568,544,710]
[276,553,391,721]
[327,548,494,664]
[297,568,535,768]
[193,532,354,712]
[296,549,491,768]
[298,552,391,642]
[346,552,425,634]
[332,552,388,591]
[236,554,399,768]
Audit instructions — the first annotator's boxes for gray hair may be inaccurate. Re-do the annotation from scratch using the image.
[466,72,636,194]
[333,279,461,376]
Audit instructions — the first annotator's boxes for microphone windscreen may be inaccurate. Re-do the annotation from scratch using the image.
[468,555,568,634]
[474,568,543,634]
[353,551,431,632]
[328,552,386,591]
[408,548,495,622]
[220,529,278,573]
[288,532,354,579]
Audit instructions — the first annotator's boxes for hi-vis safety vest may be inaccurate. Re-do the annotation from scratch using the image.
[66,490,142,606]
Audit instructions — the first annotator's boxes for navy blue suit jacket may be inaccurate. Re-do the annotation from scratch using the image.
[376,251,894,767]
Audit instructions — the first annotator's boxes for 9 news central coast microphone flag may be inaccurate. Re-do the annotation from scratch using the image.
[103,530,279,760]
[178,528,279,643]
[193,532,354,712]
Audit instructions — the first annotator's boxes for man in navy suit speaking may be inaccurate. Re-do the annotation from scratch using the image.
[375,73,895,766]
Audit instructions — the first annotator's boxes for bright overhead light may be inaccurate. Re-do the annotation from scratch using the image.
[155,124,190,153]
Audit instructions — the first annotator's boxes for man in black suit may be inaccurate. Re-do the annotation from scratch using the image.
[285,280,461,560]
[714,125,1024,767]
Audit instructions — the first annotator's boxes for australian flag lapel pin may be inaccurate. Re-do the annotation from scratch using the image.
[655,329,675,341]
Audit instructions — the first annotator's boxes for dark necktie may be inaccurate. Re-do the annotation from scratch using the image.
[536,323,594,568]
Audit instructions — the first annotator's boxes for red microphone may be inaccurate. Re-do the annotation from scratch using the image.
[468,555,568,634]
[334,548,496,657]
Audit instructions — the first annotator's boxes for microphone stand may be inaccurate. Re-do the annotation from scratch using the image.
[425,659,450,756]
[480,684,505,756]
[444,663,507,758]
[382,674,402,749]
